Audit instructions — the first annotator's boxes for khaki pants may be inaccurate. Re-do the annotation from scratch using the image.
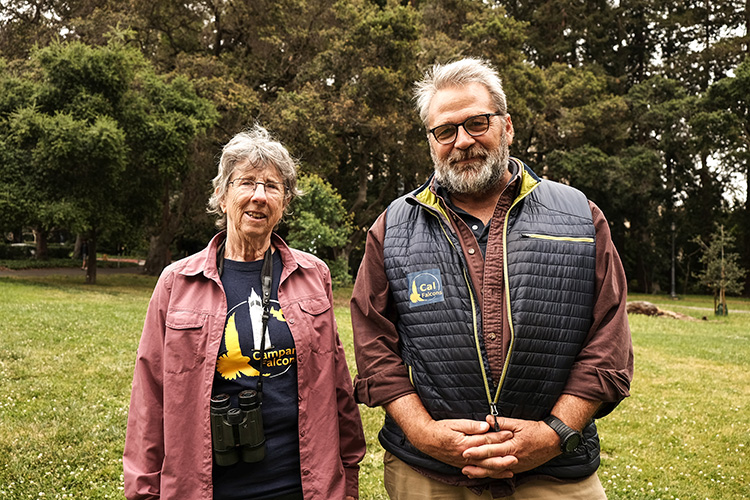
[383,451,608,500]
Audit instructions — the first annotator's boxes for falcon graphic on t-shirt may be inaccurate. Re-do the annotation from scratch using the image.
[216,288,290,381]
[216,312,261,380]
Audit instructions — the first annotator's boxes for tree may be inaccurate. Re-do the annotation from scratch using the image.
[693,225,746,315]
[0,39,216,282]
[702,56,750,293]
[281,174,355,285]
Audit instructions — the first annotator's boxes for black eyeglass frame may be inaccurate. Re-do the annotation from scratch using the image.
[428,112,504,145]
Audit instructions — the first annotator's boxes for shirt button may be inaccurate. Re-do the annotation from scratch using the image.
[489,333,496,340]
[472,225,479,230]
[468,248,476,255]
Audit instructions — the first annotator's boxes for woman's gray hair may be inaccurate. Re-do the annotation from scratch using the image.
[208,124,302,229]
[414,58,508,127]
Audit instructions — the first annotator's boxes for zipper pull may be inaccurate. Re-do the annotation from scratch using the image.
[490,403,500,432]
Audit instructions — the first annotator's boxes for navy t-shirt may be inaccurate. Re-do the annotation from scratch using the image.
[212,252,303,500]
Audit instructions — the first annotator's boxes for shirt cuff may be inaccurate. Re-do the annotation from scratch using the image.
[353,366,416,407]
[344,465,360,499]
[562,362,632,418]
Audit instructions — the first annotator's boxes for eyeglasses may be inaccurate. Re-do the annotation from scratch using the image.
[429,112,503,145]
[228,177,286,197]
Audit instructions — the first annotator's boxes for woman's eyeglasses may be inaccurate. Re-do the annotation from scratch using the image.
[228,178,286,197]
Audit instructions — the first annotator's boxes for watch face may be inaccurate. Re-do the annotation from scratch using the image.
[564,434,582,453]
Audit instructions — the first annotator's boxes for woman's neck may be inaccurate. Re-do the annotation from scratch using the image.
[223,235,272,262]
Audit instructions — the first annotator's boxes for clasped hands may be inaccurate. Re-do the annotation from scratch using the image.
[412,415,561,479]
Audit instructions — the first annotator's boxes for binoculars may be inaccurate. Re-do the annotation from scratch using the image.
[210,390,266,466]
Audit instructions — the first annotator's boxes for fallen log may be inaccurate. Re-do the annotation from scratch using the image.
[626,300,700,321]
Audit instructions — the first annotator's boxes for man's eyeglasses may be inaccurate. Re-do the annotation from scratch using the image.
[228,177,286,197]
[429,112,503,145]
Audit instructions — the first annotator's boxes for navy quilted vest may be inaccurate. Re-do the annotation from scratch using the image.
[379,165,601,480]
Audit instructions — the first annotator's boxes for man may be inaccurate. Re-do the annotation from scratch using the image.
[351,58,633,499]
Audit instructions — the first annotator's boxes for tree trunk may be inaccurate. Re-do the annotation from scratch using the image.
[144,184,177,276]
[85,231,97,284]
[73,234,84,260]
[32,226,48,260]
[145,233,173,275]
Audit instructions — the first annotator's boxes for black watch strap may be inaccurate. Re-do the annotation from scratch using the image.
[543,415,584,454]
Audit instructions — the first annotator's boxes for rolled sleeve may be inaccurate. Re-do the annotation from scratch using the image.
[562,202,634,417]
[351,212,416,407]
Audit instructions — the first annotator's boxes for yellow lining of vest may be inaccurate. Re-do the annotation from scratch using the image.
[497,166,542,398]
[421,203,495,413]
[415,184,450,221]
[412,164,546,413]
[522,233,594,243]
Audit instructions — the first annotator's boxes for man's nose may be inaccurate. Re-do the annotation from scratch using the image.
[453,126,476,149]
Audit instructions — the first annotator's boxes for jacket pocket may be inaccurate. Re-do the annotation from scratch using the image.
[297,297,335,353]
[164,309,207,374]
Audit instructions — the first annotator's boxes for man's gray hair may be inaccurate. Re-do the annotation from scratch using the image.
[414,58,508,127]
[208,124,301,229]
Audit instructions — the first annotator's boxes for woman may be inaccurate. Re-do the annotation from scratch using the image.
[124,125,366,500]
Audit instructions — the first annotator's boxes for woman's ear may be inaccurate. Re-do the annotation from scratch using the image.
[216,186,226,213]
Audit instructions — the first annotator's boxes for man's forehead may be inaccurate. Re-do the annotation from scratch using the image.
[428,83,494,124]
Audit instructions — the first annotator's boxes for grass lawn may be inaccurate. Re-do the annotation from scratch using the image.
[1,275,748,499]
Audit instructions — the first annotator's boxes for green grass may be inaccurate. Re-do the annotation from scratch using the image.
[0,258,140,270]
[1,278,748,499]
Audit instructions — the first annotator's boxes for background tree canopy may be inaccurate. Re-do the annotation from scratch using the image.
[0,0,747,294]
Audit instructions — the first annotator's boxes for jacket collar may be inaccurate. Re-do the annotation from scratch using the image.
[179,232,225,281]
[178,231,315,283]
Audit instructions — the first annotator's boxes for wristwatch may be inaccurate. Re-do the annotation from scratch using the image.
[543,415,584,454]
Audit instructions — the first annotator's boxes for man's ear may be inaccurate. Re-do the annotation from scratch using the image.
[505,114,515,145]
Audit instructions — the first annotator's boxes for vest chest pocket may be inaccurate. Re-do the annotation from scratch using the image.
[164,310,207,374]
[521,233,594,243]
[296,297,335,353]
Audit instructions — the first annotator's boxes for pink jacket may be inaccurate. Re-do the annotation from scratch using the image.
[124,233,365,499]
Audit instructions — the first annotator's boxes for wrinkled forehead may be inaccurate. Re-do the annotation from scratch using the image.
[230,159,283,181]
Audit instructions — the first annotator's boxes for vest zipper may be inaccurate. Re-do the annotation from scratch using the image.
[496,180,542,410]
[423,205,499,419]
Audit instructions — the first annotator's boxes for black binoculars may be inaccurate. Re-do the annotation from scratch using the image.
[210,390,266,466]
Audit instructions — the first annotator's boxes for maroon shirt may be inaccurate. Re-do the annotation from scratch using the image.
[352,162,633,416]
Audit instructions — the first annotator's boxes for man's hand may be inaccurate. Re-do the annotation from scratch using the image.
[384,394,517,472]
[460,415,560,478]
[411,418,516,471]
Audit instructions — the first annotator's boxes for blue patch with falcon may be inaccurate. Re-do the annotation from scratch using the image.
[407,268,444,307]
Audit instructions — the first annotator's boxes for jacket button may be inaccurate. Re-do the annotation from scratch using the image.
[288,317,295,324]
[468,248,476,255]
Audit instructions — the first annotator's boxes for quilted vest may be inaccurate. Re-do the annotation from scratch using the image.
[380,164,601,480]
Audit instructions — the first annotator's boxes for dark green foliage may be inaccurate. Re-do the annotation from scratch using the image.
[0,0,747,292]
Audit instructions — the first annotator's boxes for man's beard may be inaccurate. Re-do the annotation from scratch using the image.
[431,132,510,195]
